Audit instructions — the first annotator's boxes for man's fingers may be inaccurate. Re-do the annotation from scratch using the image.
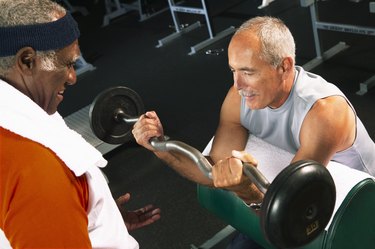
[116,193,131,206]
[132,112,164,150]
[212,157,243,188]
[232,150,258,166]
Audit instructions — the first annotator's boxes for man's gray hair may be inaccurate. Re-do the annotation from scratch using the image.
[0,0,66,76]
[235,16,296,67]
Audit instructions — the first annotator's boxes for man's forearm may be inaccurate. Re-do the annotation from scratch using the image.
[154,151,213,186]
[230,183,264,205]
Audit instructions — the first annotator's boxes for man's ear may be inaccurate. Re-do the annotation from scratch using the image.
[279,57,293,73]
[277,57,294,80]
[15,47,36,75]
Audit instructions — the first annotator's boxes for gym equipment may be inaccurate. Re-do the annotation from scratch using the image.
[156,0,235,55]
[89,86,145,144]
[102,0,169,26]
[198,169,375,249]
[300,0,375,95]
[75,55,96,76]
[60,0,89,16]
[259,0,275,9]
[89,86,336,249]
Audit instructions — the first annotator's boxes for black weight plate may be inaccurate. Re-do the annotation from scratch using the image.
[261,160,336,249]
[89,86,144,144]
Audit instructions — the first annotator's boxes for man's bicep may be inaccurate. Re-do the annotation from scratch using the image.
[210,87,248,162]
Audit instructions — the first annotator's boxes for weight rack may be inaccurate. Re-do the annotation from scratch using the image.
[103,0,169,26]
[156,0,235,55]
[300,0,375,95]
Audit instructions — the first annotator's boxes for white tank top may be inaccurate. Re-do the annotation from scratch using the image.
[240,66,375,175]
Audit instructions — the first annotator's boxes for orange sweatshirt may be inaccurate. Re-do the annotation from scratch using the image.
[0,127,92,248]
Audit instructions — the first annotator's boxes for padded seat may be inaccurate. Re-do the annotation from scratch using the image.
[197,177,375,249]
[199,135,375,248]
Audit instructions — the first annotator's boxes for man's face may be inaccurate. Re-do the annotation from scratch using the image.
[31,40,80,114]
[228,33,286,109]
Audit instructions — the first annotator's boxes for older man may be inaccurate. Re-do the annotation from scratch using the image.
[0,1,160,248]
[133,16,375,248]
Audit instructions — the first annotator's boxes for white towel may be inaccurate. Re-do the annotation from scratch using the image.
[202,134,294,181]
[203,134,374,230]
[0,80,136,249]
[0,80,107,176]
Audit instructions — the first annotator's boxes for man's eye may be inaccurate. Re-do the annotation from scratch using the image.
[67,62,76,69]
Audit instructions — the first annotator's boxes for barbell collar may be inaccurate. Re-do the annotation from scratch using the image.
[114,108,139,125]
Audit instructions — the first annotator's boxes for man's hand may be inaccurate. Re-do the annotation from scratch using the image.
[212,150,263,203]
[132,111,164,151]
[116,193,161,231]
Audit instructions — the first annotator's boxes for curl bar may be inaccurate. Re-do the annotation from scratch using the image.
[89,86,336,249]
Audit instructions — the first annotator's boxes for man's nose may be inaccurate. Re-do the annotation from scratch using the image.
[233,72,243,89]
[66,66,77,86]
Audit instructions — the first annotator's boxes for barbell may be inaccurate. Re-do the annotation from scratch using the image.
[89,86,336,249]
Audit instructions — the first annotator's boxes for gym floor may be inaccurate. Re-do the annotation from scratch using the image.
[60,0,375,248]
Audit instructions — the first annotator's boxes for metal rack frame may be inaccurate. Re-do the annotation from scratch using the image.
[156,0,235,55]
[300,0,375,95]
[103,0,169,26]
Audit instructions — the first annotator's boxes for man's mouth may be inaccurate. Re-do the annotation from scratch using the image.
[238,89,257,98]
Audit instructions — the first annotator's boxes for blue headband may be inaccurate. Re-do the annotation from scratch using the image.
[0,12,80,57]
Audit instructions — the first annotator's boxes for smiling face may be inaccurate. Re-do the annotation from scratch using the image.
[32,41,81,114]
[228,32,291,109]
[12,40,81,115]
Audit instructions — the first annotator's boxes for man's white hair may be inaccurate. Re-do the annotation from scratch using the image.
[235,16,296,67]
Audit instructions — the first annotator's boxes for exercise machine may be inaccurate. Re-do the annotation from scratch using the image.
[300,0,375,95]
[88,86,337,249]
[156,0,235,55]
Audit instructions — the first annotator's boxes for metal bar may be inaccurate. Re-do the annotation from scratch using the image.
[170,5,205,15]
[300,0,315,8]
[115,109,139,124]
[158,0,236,55]
[258,0,275,9]
[316,21,375,36]
[243,163,270,194]
[310,2,322,57]
[102,0,128,27]
[114,0,121,9]
[190,225,236,249]
[138,1,169,22]
[201,0,214,38]
[62,0,89,16]
[188,26,235,55]
[156,21,201,48]
[149,137,271,194]
[150,138,213,179]
[302,42,349,71]
[371,2,375,13]
[75,56,96,76]
[356,75,375,95]
[301,0,375,95]
[168,0,182,32]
